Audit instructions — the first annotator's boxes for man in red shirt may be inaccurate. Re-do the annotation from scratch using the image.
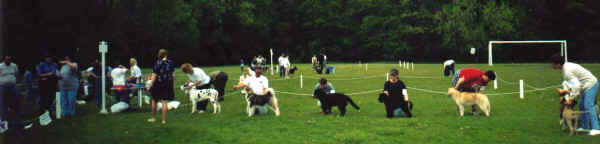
[450,68,495,113]
[451,68,496,92]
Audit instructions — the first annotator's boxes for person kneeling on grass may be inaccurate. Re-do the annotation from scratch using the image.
[312,78,334,109]
[380,69,412,118]
[181,63,211,113]
[233,68,275,115]
[551,54,600,136]
[111,64,130,104]
[450,67,495,113]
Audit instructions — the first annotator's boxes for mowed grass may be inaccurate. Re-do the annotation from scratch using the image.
[6,63,600,144]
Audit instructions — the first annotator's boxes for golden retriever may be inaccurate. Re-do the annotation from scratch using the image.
[447,88,490,117]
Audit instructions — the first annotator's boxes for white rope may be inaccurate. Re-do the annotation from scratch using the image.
[303,75,386,81]
[497,77,519,85]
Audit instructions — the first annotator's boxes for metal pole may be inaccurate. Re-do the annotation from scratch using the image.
[100,41,108,114]
[564,41,568,63]
[0,0,3,58]
[488,42,493,66]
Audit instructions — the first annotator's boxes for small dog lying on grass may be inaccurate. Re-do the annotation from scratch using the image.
[557,88,586,136]
[313,90,360,116]
[447,88,490,117]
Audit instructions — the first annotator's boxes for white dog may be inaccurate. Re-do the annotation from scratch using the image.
[180,84,221,114]
[247,88,280,117]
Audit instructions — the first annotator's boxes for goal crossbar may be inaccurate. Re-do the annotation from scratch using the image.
[488,40,568,66]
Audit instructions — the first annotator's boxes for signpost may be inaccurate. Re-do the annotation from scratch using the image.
[99,41,108,114]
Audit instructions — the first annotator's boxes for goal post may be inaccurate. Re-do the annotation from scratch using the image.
[488,40,568,66]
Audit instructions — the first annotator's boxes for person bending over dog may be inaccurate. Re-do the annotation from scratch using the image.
[551,54,600,136]
[312,78,335,108]
[451,67,495,113]
[380,69,412,118]
[181,63,212,113]
[111,64,130,104]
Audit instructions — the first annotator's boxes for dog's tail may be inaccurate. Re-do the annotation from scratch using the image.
[346,96,360,110]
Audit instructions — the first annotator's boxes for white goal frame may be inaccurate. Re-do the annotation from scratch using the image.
[488,40,568,66]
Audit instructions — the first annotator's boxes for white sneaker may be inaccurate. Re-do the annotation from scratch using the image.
[0,121,7,133]
[589,130,600,136]
[576,128,590,132]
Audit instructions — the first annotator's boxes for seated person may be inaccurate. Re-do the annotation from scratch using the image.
[233,68,271,105]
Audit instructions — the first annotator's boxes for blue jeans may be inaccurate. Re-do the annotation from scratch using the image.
[0,84,20,120]
[60,89,78,116]
[279,66,285,77]
[579,82,599,130]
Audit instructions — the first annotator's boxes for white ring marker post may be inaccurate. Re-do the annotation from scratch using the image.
[55,92,61,119]
[300,74,303,89]
[366,63,368,72]
[519,79,524,99]
[99,41,109,114]
[386,72,389,81]
[411,62,414,70]
[493,79,498,90]
[270,48,274,75]
[399,60,401,67]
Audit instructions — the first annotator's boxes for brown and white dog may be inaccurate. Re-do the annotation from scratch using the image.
[447,88,490,117]
[557,88,586,136]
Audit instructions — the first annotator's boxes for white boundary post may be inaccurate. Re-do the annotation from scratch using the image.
[398,60,401,67]
[386,72,389,81]
[300,74,303,89]
[270,49,274,75]
[519,80,524,99]
[55,92,61,119]
[411,62,414,70]
[99,41,108,114]
[493,79,498,90]
[366,63,368,72]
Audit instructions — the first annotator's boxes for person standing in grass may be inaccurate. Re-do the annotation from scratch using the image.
[147,49,175,124]
[382,69,412,118]
[128,58,142,84]
[181,63,211,113]
[0,56,19,124]
[551,54,600,136]
[58,56,79,117]
[37,55,58,124]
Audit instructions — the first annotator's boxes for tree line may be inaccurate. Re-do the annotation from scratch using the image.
[4,0,600,68]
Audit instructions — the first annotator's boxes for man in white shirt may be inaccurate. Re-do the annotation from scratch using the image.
[443,59,455,77]
[181,63,211,112]
[111,65,130,103]
[233,68,271,105]
[551,54,600,136]
[278,54,285,77]
[0,56,19,123]
[128,58,142,84]
[282,55,291,78]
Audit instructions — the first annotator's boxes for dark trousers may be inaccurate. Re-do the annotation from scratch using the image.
[39,78,57,113]
[279,66,285,77]
[196,84,211,111]
[114,88,130,103]
[1,84,20,119]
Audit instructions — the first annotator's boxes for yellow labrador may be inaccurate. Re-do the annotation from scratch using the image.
[447,88,490,117]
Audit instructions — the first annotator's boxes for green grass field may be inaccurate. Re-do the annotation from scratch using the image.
[4,63,600,144]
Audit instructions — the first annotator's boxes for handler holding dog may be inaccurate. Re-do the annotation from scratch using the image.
[181,63,211,113]
[551,54,600,136]
[451,67,496,112]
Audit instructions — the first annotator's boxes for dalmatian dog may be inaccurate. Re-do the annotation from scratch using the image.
[247,88,280,117]
[180,83,221,114]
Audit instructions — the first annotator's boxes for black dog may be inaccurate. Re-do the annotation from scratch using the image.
[313,90,360,116]
[378,93,413,118]
[289,66,298,74]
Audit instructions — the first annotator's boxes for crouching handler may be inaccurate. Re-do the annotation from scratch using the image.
[181,63,212,113]
[551,54,600,136]
[233,68,280,116]
[312,78,334,108]
[379,69,412,118]
[451,67,495,113]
